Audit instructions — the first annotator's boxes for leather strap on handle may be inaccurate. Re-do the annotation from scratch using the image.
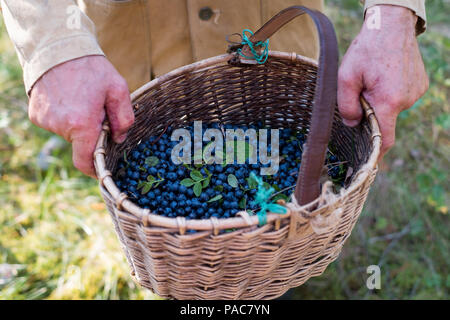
[240,6,339,206]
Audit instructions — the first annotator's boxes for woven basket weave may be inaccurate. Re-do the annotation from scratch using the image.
[94,6,381,300]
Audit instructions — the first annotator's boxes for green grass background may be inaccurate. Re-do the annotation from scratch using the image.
[0,1,448,299]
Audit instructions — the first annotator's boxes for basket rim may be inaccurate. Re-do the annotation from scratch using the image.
[93,51,381,233]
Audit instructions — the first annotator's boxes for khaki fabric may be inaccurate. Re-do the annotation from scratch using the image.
[1,0,426,95]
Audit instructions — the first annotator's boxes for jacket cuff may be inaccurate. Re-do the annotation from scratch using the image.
[24,34,105,95]
[362,0,427,35]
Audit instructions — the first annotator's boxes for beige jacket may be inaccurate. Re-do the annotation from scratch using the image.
[1,0,426,95]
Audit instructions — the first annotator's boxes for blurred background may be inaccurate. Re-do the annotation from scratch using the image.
[0,0,448,299]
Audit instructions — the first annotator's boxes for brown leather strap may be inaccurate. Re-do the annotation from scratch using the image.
[240,6,339,206]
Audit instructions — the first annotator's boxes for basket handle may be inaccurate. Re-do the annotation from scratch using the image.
[240,6,339,206]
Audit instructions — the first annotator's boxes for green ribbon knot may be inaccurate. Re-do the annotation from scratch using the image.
[236,29,269,64]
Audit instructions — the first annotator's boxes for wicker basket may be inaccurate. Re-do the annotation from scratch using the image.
[94,6,381,300]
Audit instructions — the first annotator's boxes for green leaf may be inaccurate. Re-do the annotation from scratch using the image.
[193,181,203,197]
[247,176,258,189]
[272,184,281,191]
[145,156,159,167]
[147,175,156,183]
[228,174,238,188]
[207,195,223,203]
[202,177,211,188]
[141,183,152,194]
[190,170,204,181]
[180,178,195,187]
[214,185,224,192]
[238,197,246,209]
[137,181,146,189]
[272,193,289,202]
[203,167,211,177]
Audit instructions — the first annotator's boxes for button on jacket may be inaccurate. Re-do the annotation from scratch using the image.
[0,0,426,94]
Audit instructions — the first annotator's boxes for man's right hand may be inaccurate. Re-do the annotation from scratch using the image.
[28,55,135,178]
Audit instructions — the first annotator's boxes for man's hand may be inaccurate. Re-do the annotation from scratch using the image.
[29,56,134,178]
[338,5,428,160]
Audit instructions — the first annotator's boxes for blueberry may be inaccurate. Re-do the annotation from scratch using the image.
[167,173,177,181]
[188,213,197,219]
[206,188,215,197]
[170,201,177,209]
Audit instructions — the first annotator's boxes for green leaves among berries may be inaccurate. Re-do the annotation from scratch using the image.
[138,173,164,194]
[116,123,347,220]
[227,174,238,188]
[180,178,195,187]
[181,168,213,197]
[145,156,159,167]
[207,194,223,203]
[193,181,203,197]
[246,175,258,189]
[238,197,247,209]
[190,170,204,181]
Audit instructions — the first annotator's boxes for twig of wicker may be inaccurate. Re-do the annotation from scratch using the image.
[94,6,381,300]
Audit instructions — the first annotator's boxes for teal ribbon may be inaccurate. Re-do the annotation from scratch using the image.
[236,29,269,64]
[250,172,287,226]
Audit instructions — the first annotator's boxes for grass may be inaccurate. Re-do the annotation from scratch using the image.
[0,1,448,300]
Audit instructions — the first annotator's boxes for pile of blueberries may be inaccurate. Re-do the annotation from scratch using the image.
[115,123,346,220]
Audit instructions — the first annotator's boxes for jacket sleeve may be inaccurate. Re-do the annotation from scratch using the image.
[0,0,105,94]
[361,0,427,35]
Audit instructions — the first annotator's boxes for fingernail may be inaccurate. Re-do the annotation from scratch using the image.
[343,119,360,127]
[116,134,127,144]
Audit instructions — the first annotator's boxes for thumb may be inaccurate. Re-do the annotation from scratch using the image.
[105,78,135,144]
[337,67,364,127]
